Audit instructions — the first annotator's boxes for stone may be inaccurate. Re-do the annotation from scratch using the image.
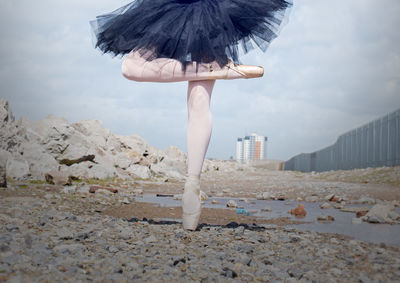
[320,202,331,209]
[388,211,399,221]
[200,190,209,201]
[89,186,118,194]
[113,153,132,170]
[324,194,335,201]
[119,197,130,204]
[226,200,238,208]
[151,162,184,180]
[262,205,272,212]
[356,210,368,218]
[317,215,334,222]
[45,171,72,186]
[62,186,77,194]
[173,194,182,200]
[126,164,151,179]
[352,217,362,224]
[0,149,9,187]
[57,228,74,240]
[211,199,220,204]
[71,120,112,150]
[340,207,370,213]
[365,204,395,224]
[132,188,144,195]
[305,196,319,202]
[356,196,376,205]
[0,99,15,127]
[145,235,157,244]
[289,204,306,217]
[6,156,30,179]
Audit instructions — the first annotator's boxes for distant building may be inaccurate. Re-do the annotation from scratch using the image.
[236,133,268,163]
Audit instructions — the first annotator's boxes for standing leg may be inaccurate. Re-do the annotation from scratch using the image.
[182,80,215,230]
[186,80,215,177]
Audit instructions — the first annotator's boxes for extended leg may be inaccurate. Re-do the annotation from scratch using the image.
[121,50,263,83]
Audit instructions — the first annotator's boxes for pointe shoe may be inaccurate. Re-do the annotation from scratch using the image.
[207,61,264,80]
[182,176,201,230]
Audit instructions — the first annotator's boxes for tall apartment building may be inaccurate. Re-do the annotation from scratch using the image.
[236,133,268,163]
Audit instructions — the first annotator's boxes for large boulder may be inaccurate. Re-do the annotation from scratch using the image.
[115,134,160,156]
[0,98,15,126]
[20,142,59,179]
[0,149,10,187]
[363,203,397,224]
[6,155,30,179]
[45,170,72,186]
[126,164,152,179]
[72,120,112,150]
[0,99,192,182]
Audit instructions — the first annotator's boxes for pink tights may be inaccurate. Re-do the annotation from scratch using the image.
[122,51,216,178]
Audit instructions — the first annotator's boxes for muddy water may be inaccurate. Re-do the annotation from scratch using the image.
[135,194,400,247]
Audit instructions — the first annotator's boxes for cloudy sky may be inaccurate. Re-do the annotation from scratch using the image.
[0,0,399,160]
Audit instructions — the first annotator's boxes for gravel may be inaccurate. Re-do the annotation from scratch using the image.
[1,186,399,282]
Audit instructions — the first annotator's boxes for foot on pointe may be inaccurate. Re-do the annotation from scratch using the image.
[182,175,201,230]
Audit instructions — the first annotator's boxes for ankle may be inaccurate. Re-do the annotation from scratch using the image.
[184,174,200,193]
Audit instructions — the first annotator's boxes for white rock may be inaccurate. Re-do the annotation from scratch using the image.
[320,202,331,209]
[173,194,182,200]
[45,171,72,186]
[388,211,399,221]
[200,190,209,201]
[85,164,116,180]
[365,204,395,223]
[226,200,238,208]
[119,197,130,204]
[6,156,30,179]
[145,235,157,244]
[262,205,272,212]
[356,196,376,205]
[150,163,184,180]
[62,186,77,194]
[211,199,220,204]
[222,188,232,193]
[0,149,10,187]
[71,120,111,150]
[352,217,362,224]
[126,164,151,179]
[133,188,144,195]
[0,98,15,126]
[305,196,319,202]
[113,153,132,169]
[324,194,335,201]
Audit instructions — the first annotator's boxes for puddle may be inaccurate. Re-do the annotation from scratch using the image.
[135,194,400,247]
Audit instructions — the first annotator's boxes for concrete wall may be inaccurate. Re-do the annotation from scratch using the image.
[284,108,400,172]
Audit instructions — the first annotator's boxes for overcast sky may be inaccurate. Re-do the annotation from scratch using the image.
[0,0,399,160]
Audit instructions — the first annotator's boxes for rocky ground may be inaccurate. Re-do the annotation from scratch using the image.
[1,167,400,282]
[1,98,400,281]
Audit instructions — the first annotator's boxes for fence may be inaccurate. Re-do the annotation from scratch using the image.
[284,108,400,172]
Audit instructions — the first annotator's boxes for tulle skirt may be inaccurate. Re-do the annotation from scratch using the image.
[90,0,292,69]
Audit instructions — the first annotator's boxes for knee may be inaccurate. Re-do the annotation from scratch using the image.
[189,90,211,114]
[121,57,144,82]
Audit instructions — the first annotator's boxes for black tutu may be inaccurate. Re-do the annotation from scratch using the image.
[90,0,292,69]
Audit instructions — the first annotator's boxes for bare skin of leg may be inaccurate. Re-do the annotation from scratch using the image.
[121,50,263,83]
